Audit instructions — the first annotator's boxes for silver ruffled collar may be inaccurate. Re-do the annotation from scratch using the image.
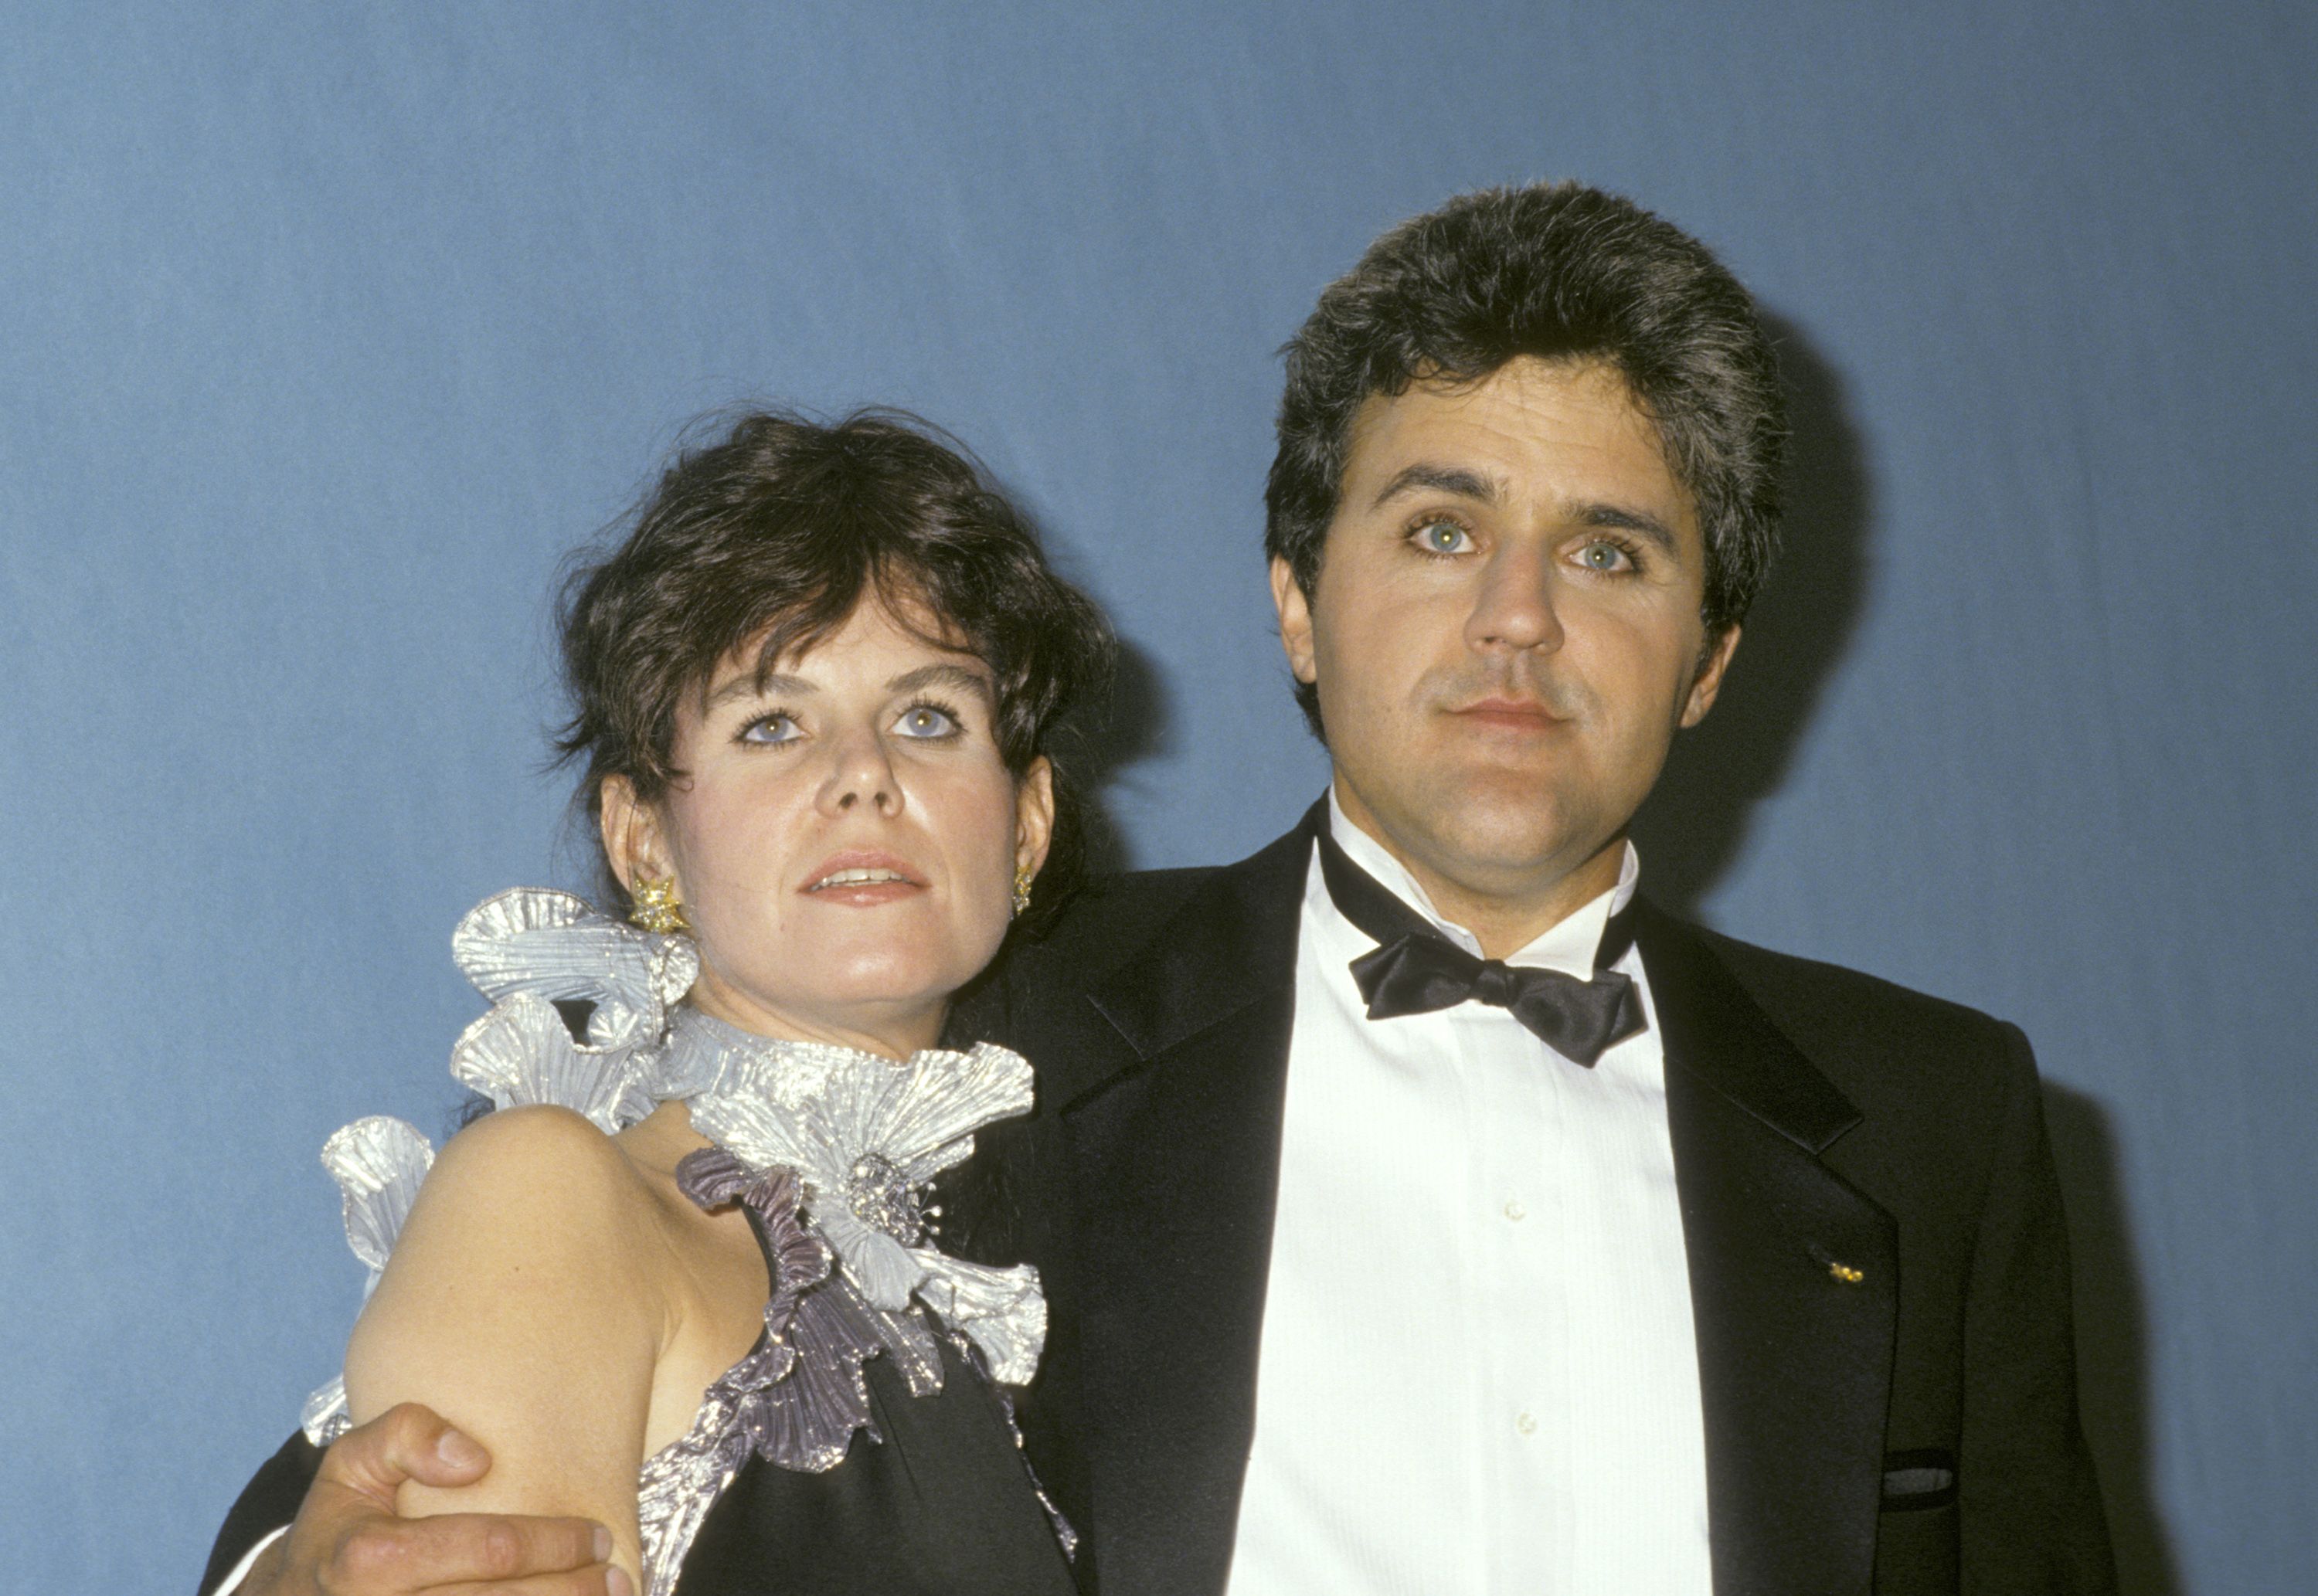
[299,888,1051,1584]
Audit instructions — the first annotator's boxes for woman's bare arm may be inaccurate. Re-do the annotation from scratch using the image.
[344,1105,669,1593]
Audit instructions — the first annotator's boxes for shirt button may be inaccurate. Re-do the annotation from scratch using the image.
[1504,1200,1527,1221]
[1516,1412,1538,1436]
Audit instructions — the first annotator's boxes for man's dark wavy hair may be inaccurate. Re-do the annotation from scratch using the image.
[555,408,1113,934]
[1264,180,1787,737]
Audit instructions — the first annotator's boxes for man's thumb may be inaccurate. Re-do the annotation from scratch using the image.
[318,1403,491,1505]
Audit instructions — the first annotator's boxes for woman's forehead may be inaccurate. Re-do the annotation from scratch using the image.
[707,592,990,700]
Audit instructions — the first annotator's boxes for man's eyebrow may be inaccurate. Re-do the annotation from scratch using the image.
[888,662,995,701]
[1368,464,1687,554]
[1369,462,1501,510]
[1579,502,1683,554]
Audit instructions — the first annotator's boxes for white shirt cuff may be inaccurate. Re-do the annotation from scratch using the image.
[212,1525,287,1595]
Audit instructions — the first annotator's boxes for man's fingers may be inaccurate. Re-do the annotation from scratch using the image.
[318,1402,493,1503]
[327,1509,614,1591]
[437,1567,631,1596]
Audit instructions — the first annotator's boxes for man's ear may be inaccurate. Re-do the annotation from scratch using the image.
[1270,556,1319,686]
[1015,756,1056,880]
[598,775,673,895]
[1679,623,1742,728]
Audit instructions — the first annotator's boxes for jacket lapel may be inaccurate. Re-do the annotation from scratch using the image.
[1636,902,1898,1596]
[1056,818,1314,1596]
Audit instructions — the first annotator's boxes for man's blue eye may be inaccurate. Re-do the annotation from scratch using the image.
[1417,520,1470,553]
[896,705,959,738]
[1580,542,1630,571]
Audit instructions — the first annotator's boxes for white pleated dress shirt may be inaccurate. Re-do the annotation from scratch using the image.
[1222,792,1712,1595]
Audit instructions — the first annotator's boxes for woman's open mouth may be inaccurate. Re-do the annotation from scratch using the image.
[800,852,928,905]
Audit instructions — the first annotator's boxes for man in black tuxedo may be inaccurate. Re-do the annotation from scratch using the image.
[207,182,2113,1595]
[950,182,2112,1595]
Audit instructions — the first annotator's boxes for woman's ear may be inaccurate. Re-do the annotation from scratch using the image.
[1015,757,1056,879]
[598,775,671,896]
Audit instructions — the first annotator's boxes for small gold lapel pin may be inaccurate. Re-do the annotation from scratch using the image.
[1827,1261,1865,1285]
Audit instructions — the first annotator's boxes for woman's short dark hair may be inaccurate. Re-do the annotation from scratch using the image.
[1265,181,1786,735]
[556,408,1113,931]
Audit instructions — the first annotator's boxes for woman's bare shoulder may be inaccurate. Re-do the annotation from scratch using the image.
[430,1102,651,1199]
[348,1105,670,1374]
[341,1104,669,1564]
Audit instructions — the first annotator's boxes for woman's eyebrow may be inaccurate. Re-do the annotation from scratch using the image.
[708,671,813,707]
[887,662,994,702]
[705,661,992,708]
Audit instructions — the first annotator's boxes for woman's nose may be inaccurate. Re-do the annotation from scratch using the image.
[817,727,903,816]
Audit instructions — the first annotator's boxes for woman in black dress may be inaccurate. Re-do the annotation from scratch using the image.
[206,410,1109,1596]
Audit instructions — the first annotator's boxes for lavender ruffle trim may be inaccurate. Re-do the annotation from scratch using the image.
[637,1148,896,1595]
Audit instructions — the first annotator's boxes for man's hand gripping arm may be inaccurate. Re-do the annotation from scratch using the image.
[215,1403,627,1596]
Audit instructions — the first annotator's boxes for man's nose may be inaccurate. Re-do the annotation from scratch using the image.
[817,726,904,817]
[1463,542,1564,654]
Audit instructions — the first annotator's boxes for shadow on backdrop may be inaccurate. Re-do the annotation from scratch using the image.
[2043,1084,2182,1595]
[1633,311,1872,917]
[1059,634,1170,878]
[1631,314,2177,1590]
[991,480,1173,880]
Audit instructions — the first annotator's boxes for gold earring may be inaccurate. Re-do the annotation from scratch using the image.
[1011,864,1034,918]
[630,875,692,936]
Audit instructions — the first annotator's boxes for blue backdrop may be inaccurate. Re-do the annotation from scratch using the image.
[2,4,2310,1591]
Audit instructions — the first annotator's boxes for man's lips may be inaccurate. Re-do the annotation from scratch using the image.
[799,850,929,903]
[1448,696,1569,729]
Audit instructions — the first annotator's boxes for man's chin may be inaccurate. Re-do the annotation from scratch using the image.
[1371,776,1606,891]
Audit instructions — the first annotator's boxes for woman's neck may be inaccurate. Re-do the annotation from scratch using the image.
[681,967,946,1060]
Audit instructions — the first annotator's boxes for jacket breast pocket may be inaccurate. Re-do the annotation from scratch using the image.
[1873,1450,1959,1595]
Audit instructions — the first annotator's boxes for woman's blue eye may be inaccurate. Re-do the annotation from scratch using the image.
[894,705,960,739]
[740,714,800,745]
[1416,520,1472,554]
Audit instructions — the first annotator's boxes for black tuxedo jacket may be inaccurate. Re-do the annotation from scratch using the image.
[946,810,2116,1596]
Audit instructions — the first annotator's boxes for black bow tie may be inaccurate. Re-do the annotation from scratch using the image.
[1316,823,1647,1067]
